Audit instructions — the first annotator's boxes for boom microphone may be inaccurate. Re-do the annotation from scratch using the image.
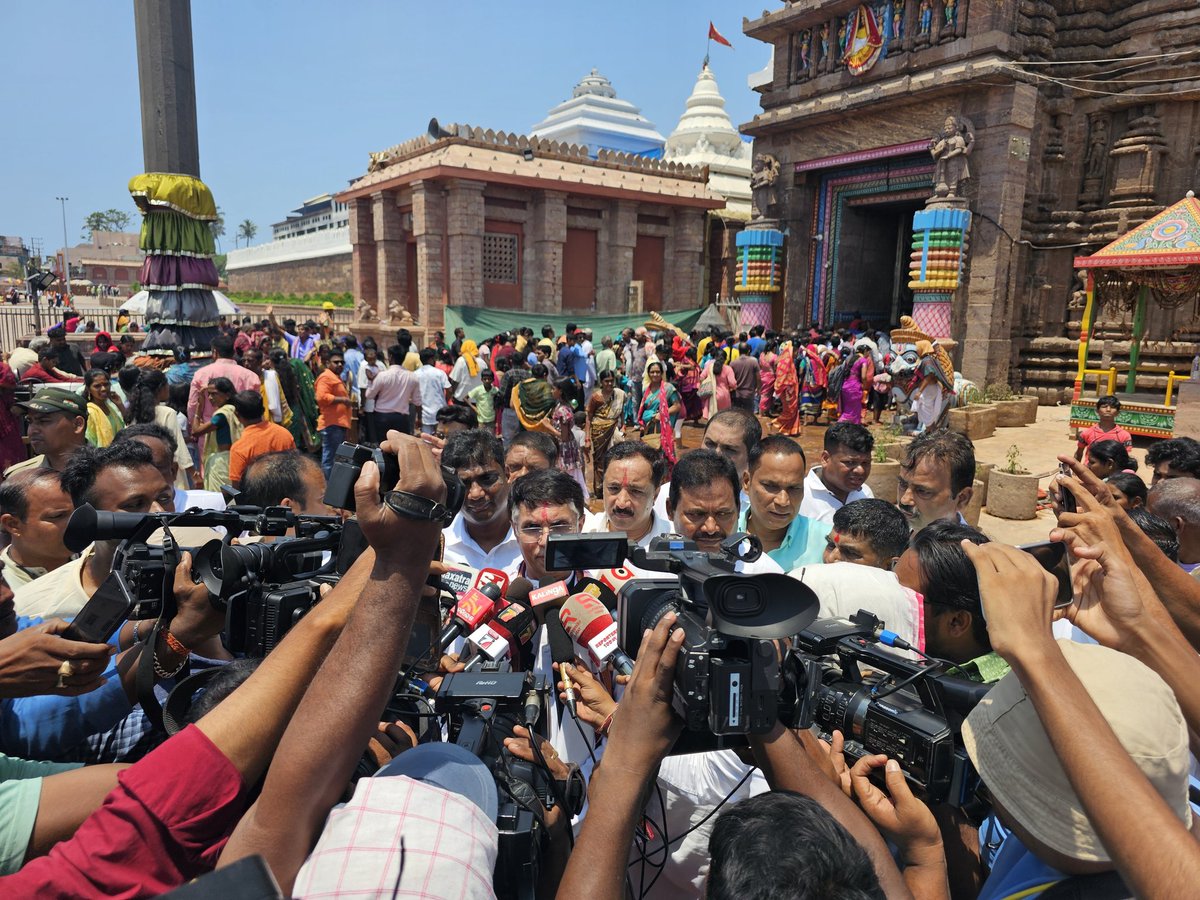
[560,593,635,677]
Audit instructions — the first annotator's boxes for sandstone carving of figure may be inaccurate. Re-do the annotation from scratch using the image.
[931,115,974,198]
[751,154,782,221]
[1084,119,1109,181]
[355,297,377,321]
[799,29,811,70]
[944,0,957,28]
[919,0,933,35]
[819,23,830,63]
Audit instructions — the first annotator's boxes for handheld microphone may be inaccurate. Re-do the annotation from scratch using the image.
[494,600,538,669]
[560,593,635,677]
[461,623,510,669]
[438,582,501,653]
[505,576,535,608]
[546,611,578,718]
[439,565,480,599]
[473,567,510,596]
[574,576,619,612]
[529,579,572,609]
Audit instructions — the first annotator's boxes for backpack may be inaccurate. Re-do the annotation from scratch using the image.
[827,357,854,398]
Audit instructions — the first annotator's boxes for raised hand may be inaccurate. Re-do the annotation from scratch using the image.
[960,540,1057,660]
[0,621,112,698]
[353,431,445,566]
[603,613,684,773]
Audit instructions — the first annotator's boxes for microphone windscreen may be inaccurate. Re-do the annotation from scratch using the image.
[560,593,612,644]
[505,576,535,606]
[574,576,618,611]
[546,610,576,664]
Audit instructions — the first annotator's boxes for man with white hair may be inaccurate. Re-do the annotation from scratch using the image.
[1146,477,1200,577]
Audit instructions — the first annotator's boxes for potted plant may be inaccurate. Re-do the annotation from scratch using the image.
[1018,391,1040,424]
[865,440,901,504]
[974,460,996,508]
[985,382,1028,428]
[987,444,1038,520]
[946,384,997,441]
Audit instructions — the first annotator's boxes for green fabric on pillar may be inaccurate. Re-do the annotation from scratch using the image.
[442,306,706,345]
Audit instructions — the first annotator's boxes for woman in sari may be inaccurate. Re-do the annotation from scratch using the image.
[773,343,802,436]
[83,369,126,447]
[192,377,242,491]
[838,343,874,424]
[799,343,827,424]
[512,364,559,436]
[272,349,318,452]
[584,369,626,495]
[551,378,588,498]
[637,361,680,466]
[675,350,704,424]
[758,339,778,415]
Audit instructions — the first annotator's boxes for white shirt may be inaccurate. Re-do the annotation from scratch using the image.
[786,561,923,649]
[356,361,385,412]
[174,488,227,512]
[798,466,874,524]
[449,356,482,402]
[262,368,283,422]
[415,365,451,419]
[13,549,92,619]
[441,513,521,574]
[582,509,673,549]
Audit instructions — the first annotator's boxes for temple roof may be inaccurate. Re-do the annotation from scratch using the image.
[1075,192,1200,269]
[663,64,753,214]
[530,69,665,158]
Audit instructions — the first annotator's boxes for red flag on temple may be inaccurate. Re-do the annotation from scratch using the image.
[708,22,733,48]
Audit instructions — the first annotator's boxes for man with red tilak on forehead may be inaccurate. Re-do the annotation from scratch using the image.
[583,441,671,550]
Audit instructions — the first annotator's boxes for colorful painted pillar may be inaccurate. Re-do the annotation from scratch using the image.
[907,207,971,340]
[734,226,784,331]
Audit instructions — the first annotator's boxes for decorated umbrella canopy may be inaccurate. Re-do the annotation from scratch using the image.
[122,289,239,317]
[127,172,223,355]
[1073,191,1200,398]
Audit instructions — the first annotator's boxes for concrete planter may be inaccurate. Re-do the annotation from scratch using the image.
[1018,395,1040,424]
[974,461,996,507]
[993,399,1028,427]
[964,478,985,527]
[947,404,997,441]
[987,469,1039,520]
[866,459,901,505]
[885,437,911,462]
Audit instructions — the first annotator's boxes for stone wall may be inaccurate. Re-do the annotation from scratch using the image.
[225,253,352,295]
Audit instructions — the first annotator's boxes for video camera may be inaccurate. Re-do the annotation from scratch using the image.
[550,532,989,805]
[435,668,576,899]
[65,502,345,657]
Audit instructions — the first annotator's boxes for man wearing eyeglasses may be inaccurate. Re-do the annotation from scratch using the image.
[440,430,521,573]
[505,468,586,587]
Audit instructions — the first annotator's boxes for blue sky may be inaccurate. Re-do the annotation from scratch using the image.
[5,1,769,257]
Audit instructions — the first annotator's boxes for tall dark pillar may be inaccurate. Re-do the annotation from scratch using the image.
[134,0,201,176]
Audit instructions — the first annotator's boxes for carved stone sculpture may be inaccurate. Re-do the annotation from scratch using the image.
[930,115,974,199]
[355,297,377,321]
[750,153,782,221]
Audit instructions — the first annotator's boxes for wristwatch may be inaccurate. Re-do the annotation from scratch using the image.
[383,490,455,527]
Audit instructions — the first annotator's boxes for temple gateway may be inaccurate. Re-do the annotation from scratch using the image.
[741,1,1200,397]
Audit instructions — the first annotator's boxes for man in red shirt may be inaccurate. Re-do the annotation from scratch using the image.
[228,391,296,487]
[315,350,352,477]
[18,348,83,384]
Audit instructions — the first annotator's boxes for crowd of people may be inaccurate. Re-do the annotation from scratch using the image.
[0,308,1197,898]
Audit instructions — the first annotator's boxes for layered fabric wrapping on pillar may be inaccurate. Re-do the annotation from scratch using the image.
[139,211,217,257]
[139,256,220,291]
[128,173,219,221]
[130,171,222,355]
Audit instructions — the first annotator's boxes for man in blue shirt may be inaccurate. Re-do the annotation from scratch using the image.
[746,325,766,357]
[557,331,589,384]
[738,435,825,571]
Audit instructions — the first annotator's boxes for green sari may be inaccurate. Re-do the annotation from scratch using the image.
[287,358,319,450]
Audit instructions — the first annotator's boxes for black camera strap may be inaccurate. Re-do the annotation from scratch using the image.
[136,530,185,732]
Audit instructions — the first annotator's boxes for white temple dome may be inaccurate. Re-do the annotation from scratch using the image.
[664,64,753,215]
[531,69,665,158]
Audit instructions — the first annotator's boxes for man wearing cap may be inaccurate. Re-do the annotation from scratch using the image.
[4,388,87,478]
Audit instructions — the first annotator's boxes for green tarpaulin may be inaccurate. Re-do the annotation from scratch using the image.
[442,306,705,344]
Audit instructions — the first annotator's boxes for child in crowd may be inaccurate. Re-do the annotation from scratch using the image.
[1075,394,1132,464]
[467,367,500,435]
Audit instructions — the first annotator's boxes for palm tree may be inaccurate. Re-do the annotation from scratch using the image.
[236,219,258,249]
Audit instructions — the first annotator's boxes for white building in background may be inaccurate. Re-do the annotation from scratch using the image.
[226,192,352,294]
[530,69,665,158]
[663,64,753,217]
[270,193,350,241]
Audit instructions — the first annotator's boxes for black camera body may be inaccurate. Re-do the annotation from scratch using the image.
[323,442,466,516]
[435,670,558,900]
[786,612,989,806]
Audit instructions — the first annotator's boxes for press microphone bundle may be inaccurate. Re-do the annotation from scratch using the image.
[437,582,502,654]
[560,593,635,676]
[528,579,572,609]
